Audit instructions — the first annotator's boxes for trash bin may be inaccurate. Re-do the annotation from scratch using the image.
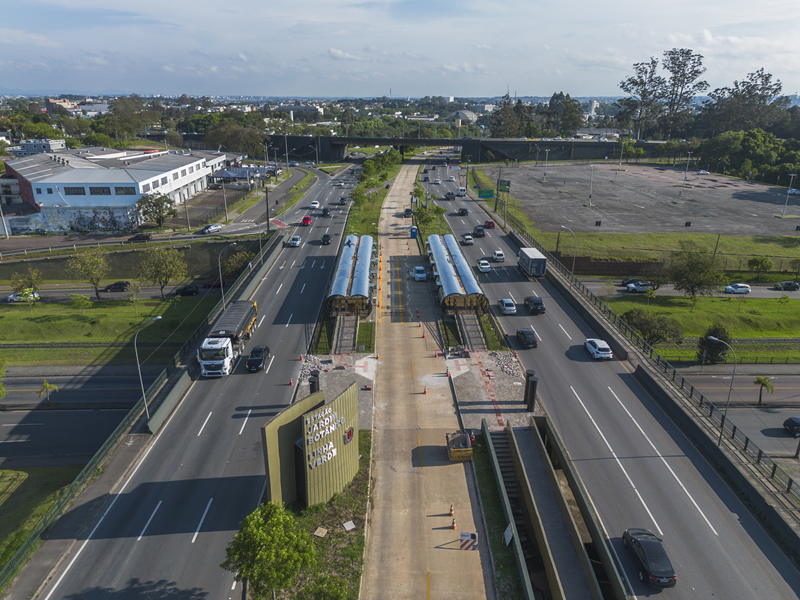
[309,376,320,394]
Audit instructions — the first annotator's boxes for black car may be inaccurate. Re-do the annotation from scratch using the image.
[246,346,271,372]
[445,192,455,200]
[622,528,677,588]
[621,277,643,286]
[104,281,131,292]
[129,234,152,242]
[458,207,469,216]
[473,226,486,237]
[423,169,428,173]
[339,197,347,205]
[516,329,538,348]
[322,207,330,216]
[776,281,800,291]
[404,208,413,218]
[321,234,332,245]
[524,296,546,314]
[176,285,199,297]
[784,417,800,437]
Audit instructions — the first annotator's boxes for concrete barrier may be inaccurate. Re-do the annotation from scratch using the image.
[147,370,191,434]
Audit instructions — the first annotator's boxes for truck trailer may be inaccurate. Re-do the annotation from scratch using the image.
[197,300,258,377]
[518,248,547,278]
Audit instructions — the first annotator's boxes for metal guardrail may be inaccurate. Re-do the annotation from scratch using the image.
[507,224,800,512]
[0,232,285,590]
[660,355,800,365]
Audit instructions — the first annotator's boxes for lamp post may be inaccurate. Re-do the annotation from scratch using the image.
[560,225,577,274]
[543,149,550,182]
[135,316,162,420]
[588,165,594,207]
[782,174,797,218]
[683,151,693,186]
[218,242,237,311]
[708,336,736,446]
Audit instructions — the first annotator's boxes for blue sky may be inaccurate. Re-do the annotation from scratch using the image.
[3,0,799,98]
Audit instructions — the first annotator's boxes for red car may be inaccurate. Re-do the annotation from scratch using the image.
[302,215,312,226]
[484,219,495,229]
[203,278,225,288]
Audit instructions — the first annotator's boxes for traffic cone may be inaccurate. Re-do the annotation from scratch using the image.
[470,432,476,446]
[300,354,304,362]
[289,378,294,386]
[376,351,379,360]
[424,386,428,395]
[449,504,455,516]
[446,367,450,377]
[422,331,425,339]
[514,351,518,359]
[419,320,421,328]
[452,518,457,530]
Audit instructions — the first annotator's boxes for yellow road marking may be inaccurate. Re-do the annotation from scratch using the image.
[427,572,430,599]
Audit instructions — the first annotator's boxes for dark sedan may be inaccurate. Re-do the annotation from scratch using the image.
[622,528,677,588]
[104,281,131,292]
[524,296,546,314]
[516,329,538,348]
[128,234,152,242]
[783,417,800,438]
[776,281,800,291]
[621,277,643,286]
[176,285,199,297]
[246,346,271,372]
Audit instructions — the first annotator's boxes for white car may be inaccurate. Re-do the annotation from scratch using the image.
[498,298,516,314]
[585,338,613,360]
[289,235,301,247]
[310,200,320,209]
[434,179,441,185]
[724,283,751,294]
[449,176,455,182]
[305,160,314,165]
[697,170,710,175]
[789,189,800,195]
[201,224,223,234]
[476,259,491,272]
[413,266,427,281]
[8,291,40,302]
[492,250,505,262]
[599,137,608,142]
[462,234,474,245]
[334,180,345,187]
[626,281,653,293]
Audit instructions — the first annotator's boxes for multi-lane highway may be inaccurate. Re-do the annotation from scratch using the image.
[37,167,360,599]
[427,161,800,598]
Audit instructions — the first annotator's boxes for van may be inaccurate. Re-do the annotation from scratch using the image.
[457,187,466,197]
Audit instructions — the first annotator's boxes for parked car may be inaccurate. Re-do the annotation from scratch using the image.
[289,235,301,247]
[321,234,332,245]
[246,346,271,372]
[413,266,427,281]
[476,259,491,272]
[498,298,516,315]
[622,528,677,588]
[724,283,751,294]
[775,281,800,291]
[404,207,413,218]
[524,296,546,314]
[627,281,653,293]
[458,207,469,216]
[484,220,495,229]
[585,338,613,360]
[516,329,538,348]
[104,281,131,292]
[789,189,800,195]
[302,215,312,226]
[129,234,152,242]
[784,417,800,437]
[176,285,199,296]
[7,291,40,302]
[462,234,474,245]
[492,250,505,262]
[203,278,225,288]
[697,170,710,175]
[200,224,223,234]
[473,226,486,237]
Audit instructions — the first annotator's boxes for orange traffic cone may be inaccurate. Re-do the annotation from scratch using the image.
[452,518,457,530]
[376,352,379,360]
[422,331,425,339]
[289,378,294,386]
[446,367,450,377]
[514,351,518,359]
[300,354,304,362]
[449,504,455,516]
[419,320,421,328]
[424,386,428,395]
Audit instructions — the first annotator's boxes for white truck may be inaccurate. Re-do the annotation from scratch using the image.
[197,300,258,377]
[518,248,547,278]
[456,187,467,197]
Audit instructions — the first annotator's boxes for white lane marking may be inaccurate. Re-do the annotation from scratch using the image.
[44,374,194,600]
[286,314,293,327]
[325,227,329,233]
[300,284,306,294]
[276,283,283,295]
[137,501,162,541]
[232,579,237,590]
[320,261,326,269]
[570,386,663,535]
[508,292,517,303]
[291,261,296,268]
[192,498,213,543]
[258,315,266,327]
[558,324,572,340]
[197,412,212,436]
[239,409,251,435]
[480,248,485,256]
[0,439,28,443]
[279,260,286,270]
[264,355,275,374]
[311,260,316,269]
[607,387,718,535]
[529,324,541,340]
[2,423,43,426]
[461,219,465,224]
[302,242,306,249]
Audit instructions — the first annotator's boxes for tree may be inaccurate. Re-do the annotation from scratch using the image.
[660,48,708,139]
[223,250,256,278]
[67,247,109,300]
[696,323,731,363]
[669,240,726,310]
[165,130,183,147]
[14,288,39,313]
[618,57,665,139]
[39,380,59,406]
[622,308,683,346]
[126,283,142,317]
[138,246,188,300]
[701,68,789,133]
[137,193,178,228]
[70,293,92,316]
[790,258,800,280]
[754,376,775,406]
[778,293,790,312]
[490,94,521,139]
[11,265,43,294]
[601,280,616,299]
[747,257,773,281]
[559,96,583,136]
[220,502,315,599]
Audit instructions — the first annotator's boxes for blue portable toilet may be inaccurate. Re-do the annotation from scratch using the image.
[410,226,418,239]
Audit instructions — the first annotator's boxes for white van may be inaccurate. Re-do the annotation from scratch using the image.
[457,187,467,197]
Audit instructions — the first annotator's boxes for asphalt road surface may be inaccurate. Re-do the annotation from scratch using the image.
[38,167,354,600]
[433,184,800,598]
[1,375,158,407]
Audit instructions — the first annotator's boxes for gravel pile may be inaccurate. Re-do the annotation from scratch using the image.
[488,351,522,378]
[299,355,327,381]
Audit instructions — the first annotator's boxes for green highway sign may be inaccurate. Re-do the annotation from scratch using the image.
[498,179,511,192]
[478,190,494,198]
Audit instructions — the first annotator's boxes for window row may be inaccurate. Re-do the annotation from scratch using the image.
[47,187,138,196]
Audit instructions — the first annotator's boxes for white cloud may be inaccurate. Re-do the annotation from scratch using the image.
[239,53,248,61]
[162,65,174,72]
[329,48,366,61]
[0,28,61,48]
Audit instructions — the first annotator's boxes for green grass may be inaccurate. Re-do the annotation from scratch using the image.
[439,319,461,348]
[313,317,335,354]
[0,465,84,573]
[345,190,386,240]
[480,314,506,351]
[605,294,800,337]
[355,321,374,353]
[472,435,525,600]
[283,170,315,213]
[284,430,372,600]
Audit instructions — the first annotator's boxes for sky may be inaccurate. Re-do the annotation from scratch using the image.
[2,0,800,99]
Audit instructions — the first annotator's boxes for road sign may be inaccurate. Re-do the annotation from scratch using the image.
[460,532,478,550]
[478,190,494,198]
[498,179,511,192]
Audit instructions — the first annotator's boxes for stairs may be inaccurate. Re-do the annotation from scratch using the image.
[456,312,487,352]
[332,315,358,354]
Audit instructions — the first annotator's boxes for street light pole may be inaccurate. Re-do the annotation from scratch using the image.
[135,315,162,420]
[588,165,594,207]
[544,149,550,182]
[782,173,797,218]
[683,151,693,186]
[218,242,237,311]
[708,336,737,446]
[560,225,577,274]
